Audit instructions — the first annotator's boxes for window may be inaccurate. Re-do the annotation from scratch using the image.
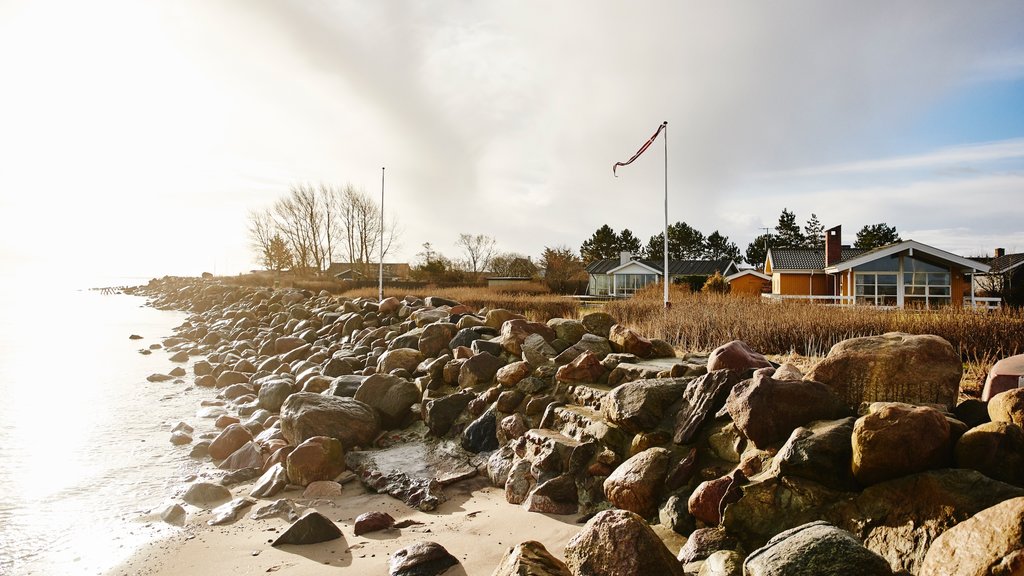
[588,274,612,296]
[615,273,657,295]
[903,257,950,308]
[855,273,898,306]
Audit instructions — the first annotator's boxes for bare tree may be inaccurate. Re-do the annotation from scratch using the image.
[456,233,497,279]
[273,184,331,274]
[247,208,276,269]
[333,184,399,276]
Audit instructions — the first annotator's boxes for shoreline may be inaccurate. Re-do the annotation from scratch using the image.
[108,276,1024,576]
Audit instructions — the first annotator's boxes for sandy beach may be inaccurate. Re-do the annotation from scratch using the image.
[108,476,677,576]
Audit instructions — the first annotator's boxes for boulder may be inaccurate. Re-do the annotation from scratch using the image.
[378,296,401,315]
[554,333,614,365]
[418,322,457,358]
[522,333,558,366]
[989,387,1024,427]
[725,373,847,449]
[673,370,741,445]
[852,403,952,486]
[251,463,288,498]
[279,392,379,448]
[582,311,616,338]
[286,436,345,487]
[743,521,892,576]
[274,336,307,354]
[208,423,254,460]
[603,447,671,518]
[807,332,962,409]
[688,471,744,526]
[677,527,738,563]
[706,340,771,374]
[486,309,526,330]
[954,421,1024,486]
[182,482,232,507]
[555,351,607,384]
[257,379,293,412]
[769,417,857,490]
[389,541,458,576]
[449,327,486,350]
[423,391,474,437]
[697,550,742,576]
[462,408,498,453]
[524,474,578,515]
[272,510,343,546]
[498,319,556,356]
[608,324,654,358]
[459,352,505,387]
[354,511,395,535]
[377,348,424,375]
[602,378,689,435]
[218,441,264,471]
[496,361,532,387]
[919,496,1024,576]
[982,353,1024,400]
[353,374,421,430]
[491,540,572,576]
[564,509,684,576]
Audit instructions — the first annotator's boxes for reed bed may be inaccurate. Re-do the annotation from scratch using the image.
[604,286,1024,364]
[339,285,579,322]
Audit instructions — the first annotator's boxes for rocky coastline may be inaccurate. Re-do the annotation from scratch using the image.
[122,276,1024,576]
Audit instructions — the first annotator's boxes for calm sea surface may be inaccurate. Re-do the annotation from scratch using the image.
[0,278,206,575]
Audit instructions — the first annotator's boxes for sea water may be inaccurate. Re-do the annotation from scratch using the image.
[0,278,206,575]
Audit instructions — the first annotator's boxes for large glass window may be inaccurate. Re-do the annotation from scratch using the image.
[588,274,612,296]
[903,257,950,308]
[855,273,898,306]
[615,274,657,295]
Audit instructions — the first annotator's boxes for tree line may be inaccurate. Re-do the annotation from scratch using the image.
[577,211,900,269]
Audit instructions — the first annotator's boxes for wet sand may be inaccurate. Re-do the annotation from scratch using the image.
[106,477,640,576]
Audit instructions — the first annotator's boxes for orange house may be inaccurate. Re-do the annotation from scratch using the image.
[764,225,990,308]
[725,269,771,295]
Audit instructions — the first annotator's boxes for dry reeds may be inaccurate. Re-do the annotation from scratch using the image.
[604,288,1024,363]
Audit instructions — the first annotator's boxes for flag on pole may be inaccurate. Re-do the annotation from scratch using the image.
[613,121,667,177]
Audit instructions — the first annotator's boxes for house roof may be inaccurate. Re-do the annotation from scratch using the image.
[768,247,869,271]
[823,240,990,273]
[989,252,1024,274]
[726,269,771,282]
[587,258,736,276]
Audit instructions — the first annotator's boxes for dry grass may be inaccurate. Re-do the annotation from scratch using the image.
[604,286,1024,363]
[339,285,580,322]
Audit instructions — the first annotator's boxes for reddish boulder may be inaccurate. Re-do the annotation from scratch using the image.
[608,324,654,359]
[603,447,671,518]
[919,496,1024,576]
[286,436,345,487]
[209,423,254,460]
[564,509,684,576]
[498,319,556,355]
[707,340,771,374]
[555,351,607,384]
[982,353,1024,401]
[725,373,847,449]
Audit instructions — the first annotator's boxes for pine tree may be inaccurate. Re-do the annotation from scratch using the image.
[775,208,805,248]
[704,231,742,262]
[854,223,901,249]
[645,222,706,260]
[803,213,825,248]
[580,225,622,264]
[745,233,778,270]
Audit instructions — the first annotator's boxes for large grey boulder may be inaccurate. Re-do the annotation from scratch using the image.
[743,521,892,576]
[353,374,421,430]
[602,378,689,434]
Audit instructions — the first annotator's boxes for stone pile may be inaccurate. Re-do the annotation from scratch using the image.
[130,277,1024,576]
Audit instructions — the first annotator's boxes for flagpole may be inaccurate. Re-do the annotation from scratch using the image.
[379,167,385,302]
[663,121,669,309]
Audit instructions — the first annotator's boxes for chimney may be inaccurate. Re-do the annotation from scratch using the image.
[995,247,1006,258]
[825,225,841,267]
[619,251,632,266]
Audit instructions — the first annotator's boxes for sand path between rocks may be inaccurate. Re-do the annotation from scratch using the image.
[106,477,609,576]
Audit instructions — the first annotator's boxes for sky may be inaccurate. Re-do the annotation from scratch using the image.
[1,0,1023,281]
